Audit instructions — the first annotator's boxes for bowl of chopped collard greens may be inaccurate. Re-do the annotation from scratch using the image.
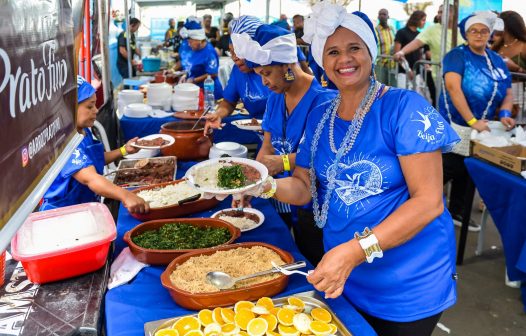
[123,218,241,265]
[184,157,268,196]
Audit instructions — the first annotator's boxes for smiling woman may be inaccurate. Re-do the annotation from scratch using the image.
[249,3,461,335]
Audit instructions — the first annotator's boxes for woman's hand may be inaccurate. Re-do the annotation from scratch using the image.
[393,51,404,62]
[124,137,140,155]
[471,120,490,132]
[307,240,363,299]
[204,113,223,135]
[259,155,284,176]
[500,117,516,129]
[232,195,252,208]
[122,192,149,214]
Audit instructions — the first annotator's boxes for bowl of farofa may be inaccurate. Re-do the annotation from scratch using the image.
[123,218,241,265]
[160,242,293,310]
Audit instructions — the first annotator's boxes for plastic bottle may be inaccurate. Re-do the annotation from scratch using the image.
[203,75,215,111]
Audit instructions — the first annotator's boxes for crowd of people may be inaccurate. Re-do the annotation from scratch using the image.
[52,4,526,336]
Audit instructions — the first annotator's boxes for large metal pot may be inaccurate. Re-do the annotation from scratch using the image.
[160,121,212,161]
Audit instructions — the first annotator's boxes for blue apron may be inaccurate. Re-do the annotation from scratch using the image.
[40,129,105,210]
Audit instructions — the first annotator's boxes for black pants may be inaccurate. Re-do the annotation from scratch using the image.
[359,310,442,336]
[443,152,470,217]
[426,70,436,107]
[292,209,325,266]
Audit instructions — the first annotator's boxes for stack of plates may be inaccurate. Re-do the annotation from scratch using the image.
[118,90,143,115]
[124,103,152,118]
[172,83,199,111]
[148,83,172,111]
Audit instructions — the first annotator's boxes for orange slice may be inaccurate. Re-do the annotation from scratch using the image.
[212,307,225,325]
[277,308,296,326]
[221,308,236,324]
[183,331,204,336]
[155,329,179,336]
[246,317,268,336]
[238,331,249,336]
[256,297,274,310]
[260,314,277,331]
[328,323,337,335]
[204,323,221,335]
[235,301,256,314]
[235,309,256,330]
[309,321,331,336]
[268,307,280,316]
[310,308,332,323]
[287,297,306,311]
[292,313,312,334]
[198,309,214,326]
[266,331,280,336]
[278,325,300,336]
[204,333,220,336]
[172,316,200,336]
[251,305,270,315]
[221,322,240,335]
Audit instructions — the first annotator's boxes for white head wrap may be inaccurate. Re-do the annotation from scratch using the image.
[303,2,377,69]
[494,18,504,32]
[465,11,499,33]
[179,16,206,40]
[231,29,297,66]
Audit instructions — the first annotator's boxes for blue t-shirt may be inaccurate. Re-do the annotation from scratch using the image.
[262,79,336,179]
[222,65,270,119]
[296,88,460,321]
[439,45,511,126]
[41,129,105,210]
[308,50,337,90]
[185,42,224,99]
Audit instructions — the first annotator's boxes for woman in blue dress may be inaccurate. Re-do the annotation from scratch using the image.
[179,17,223,99]
[440,11,515,231]
[231,22,336,265]
[41,77,149,214]
[253,3,459,334]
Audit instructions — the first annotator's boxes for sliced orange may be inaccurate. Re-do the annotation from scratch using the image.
[221,322,240,335]
[238,331,249,336]
[310,308,332,323]
[204,333,220,336]
[246,317,268,336]
[260,314,277,331]
[256,297,274,310]
[251,305,270,315]
[328,323,337,335]
[287,297,306,311]
[292,313,311,334]
[172,316,200,336]
[198,309,214,326]
[204,322,222,335]
[309,321,331,336]
[221,308,236,323]
[234,309,256,330]
[183,331,204,336]
[268,307,280,316]
[278,325,300,336]
[266,331,280,336]
[277,307,296,326]
[235,301,256,313]
[212,307,225,325]
[155,329,179,336]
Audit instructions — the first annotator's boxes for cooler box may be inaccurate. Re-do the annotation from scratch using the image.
[11,202,116,284]
[142,57,161,72]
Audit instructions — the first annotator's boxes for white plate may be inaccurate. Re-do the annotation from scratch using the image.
[212,208,265,232]
[131,134,175,149]
[231,119,263,131]
[149,110,174,118]
[124,148,160,159]
[184,157,268,196]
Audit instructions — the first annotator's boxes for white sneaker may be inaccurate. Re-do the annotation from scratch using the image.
[452,216,481,232]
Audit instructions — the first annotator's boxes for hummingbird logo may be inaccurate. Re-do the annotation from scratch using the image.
[412,111,431,132]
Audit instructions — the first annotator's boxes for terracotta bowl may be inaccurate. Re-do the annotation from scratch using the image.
[160,121,213,161]
[160,242,293,310]
[123,218,241,265]
[131,179,219,221]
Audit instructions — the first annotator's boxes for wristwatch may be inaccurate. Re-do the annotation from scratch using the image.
[260,176,277,199]
[354,227,383,263]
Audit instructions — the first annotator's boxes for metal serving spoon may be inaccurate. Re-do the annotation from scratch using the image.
[206,261,307,290]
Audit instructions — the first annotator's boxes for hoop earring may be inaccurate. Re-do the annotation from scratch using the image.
[284,67,295,82]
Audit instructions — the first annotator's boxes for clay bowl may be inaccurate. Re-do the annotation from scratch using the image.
[123,218,240,265]
[160,242,293,310]
[160,120,212,161]
[131,179,219,221]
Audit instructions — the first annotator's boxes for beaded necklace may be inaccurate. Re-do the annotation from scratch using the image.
[309,77,383,228]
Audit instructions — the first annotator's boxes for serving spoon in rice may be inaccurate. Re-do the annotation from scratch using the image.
[206,261,307,290]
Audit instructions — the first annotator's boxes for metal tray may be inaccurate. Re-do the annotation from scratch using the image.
[144,290,353,336]
[113,156,177,188]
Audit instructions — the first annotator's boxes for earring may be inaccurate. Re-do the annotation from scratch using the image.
[284,67,295,82]
[321,74,328,87]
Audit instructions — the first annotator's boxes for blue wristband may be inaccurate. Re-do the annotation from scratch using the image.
[499,109,512,118]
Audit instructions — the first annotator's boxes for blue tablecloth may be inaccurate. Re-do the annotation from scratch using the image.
[120,114,263,145]
[465,158,526,311]
[104,160,376,336]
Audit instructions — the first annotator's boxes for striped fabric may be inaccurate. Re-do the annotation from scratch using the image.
[230,15,263,37]
[375,24,395,65]
[270,198,291,214]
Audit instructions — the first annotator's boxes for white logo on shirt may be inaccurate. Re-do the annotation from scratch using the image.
[71,149,87,166]
[411,106,445,145]
[272,138,294,155]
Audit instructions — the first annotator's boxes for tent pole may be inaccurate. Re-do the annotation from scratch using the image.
[265,0,270,23]
[98,0,111,103]
[124,0,132,79]
[437,0,450,106]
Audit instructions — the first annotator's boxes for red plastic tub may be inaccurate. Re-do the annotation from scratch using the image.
[11,203,116,284]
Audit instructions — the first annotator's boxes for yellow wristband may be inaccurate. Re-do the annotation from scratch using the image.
[119,146,128,157]
[282,155,291,172]
[467,117,478,126]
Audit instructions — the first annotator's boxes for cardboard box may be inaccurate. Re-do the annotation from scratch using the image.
[471,141,526,174]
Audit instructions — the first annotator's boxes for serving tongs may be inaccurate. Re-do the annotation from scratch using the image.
[190,106,212,130]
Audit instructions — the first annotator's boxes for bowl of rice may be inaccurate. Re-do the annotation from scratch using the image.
[130,179,219,221]
[160,242,293,310]
[184,157,268,196]
[124,218,241,265]
[211,208,264,232]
